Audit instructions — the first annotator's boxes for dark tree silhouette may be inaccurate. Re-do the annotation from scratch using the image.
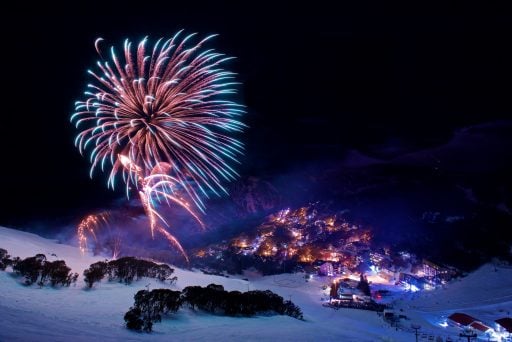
[126,289,182,332]
[107,257,176,285]
[83,261,108,288]
[125,284,304,333]
[0,248,11,270]
[13,254,46,285]
[13,254,77,287]
[124,307,144,331]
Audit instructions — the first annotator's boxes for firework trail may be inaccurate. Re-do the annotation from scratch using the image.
[77,212,121,258]
[120,154,203,261]
[71,32,245,212]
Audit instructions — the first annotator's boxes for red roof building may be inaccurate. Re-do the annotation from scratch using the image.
[495,317,512,333]
[448,313,477,327]
[469,322,492,334]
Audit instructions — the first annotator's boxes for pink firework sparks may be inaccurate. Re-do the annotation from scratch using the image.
[72,33,245,212]
[77,213,109,255]
[120,154,203,262]
[72,33,244,261]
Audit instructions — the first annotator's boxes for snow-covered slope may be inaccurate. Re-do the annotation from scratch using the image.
[393,263,512,339]
[1,226,510,341]
[0,226,409,341]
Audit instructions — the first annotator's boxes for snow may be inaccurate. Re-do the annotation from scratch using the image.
[1,226,511,341]
[393,264,512,340]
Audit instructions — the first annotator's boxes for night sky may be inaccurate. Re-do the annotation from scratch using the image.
[1,3,511,229]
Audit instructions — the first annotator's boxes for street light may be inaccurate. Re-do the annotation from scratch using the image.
[411,324,421,342]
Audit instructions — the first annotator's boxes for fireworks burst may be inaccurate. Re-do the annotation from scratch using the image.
[71,32,245,211]
[71,32,244,260]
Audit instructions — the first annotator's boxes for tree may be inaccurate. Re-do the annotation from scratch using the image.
[104,257,176,285]
[283,300,304,320]
[0,248,11,271]
[13,254,46,285]
[149,264,176,283]
[40,260,74,287]
[182,286,204,310]
[12,254,76,287]
[124,284,304,333]
[124,307,143,331]
[83,261,108,288]
[223,290,243,316]
[126,289,183,332]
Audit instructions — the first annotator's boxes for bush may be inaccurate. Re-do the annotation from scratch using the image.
[0,248,12,271]
[149,264,177,283]
[85,257,176,287]
[12,254,77,287]
[83,261,108,288]
[13,254,46,285]
[126,289,182,332]
[125,284,303,332]
[282,300,304,320]
[40,260,78,287]
[124,307,144,331]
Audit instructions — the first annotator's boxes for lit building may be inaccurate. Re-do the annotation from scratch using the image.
[318,262,334,276]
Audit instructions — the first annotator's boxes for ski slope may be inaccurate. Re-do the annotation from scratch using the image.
[1,226,510,341]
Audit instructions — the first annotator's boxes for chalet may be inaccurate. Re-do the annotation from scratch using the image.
[399,273,428,290]
[318,262,334,276]
[495,317,512,334]
[422,259,458,283]
[448,312,477,327]
[447,312,493,336]
[422,259,441,278]
[469,321,493,335]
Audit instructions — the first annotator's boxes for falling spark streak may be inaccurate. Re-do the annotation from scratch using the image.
[120,154,202,262]
[156,225,189,263]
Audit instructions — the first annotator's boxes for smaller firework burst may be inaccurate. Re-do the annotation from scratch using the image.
[77,212,120,259]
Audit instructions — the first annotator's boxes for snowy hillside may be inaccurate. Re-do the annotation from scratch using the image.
[393,263,512,339]
[1,226,510,341]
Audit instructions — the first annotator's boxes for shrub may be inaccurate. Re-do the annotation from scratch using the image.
[86,257,176,287]
[83,261,108,288]
[40,260,77,287]
[13,254,46,285]
[0,248,11,271]
[12,254,77,287]
[282,300,304,320]
[124,307,144,331]
[126,289,182,332]
[124,284,303,333]
[149,264,176,283]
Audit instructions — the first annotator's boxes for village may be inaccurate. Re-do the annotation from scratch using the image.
[193,204,460,290]
[190,204,512,341]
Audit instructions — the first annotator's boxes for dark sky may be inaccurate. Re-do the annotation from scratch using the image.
[1,2,511,228]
